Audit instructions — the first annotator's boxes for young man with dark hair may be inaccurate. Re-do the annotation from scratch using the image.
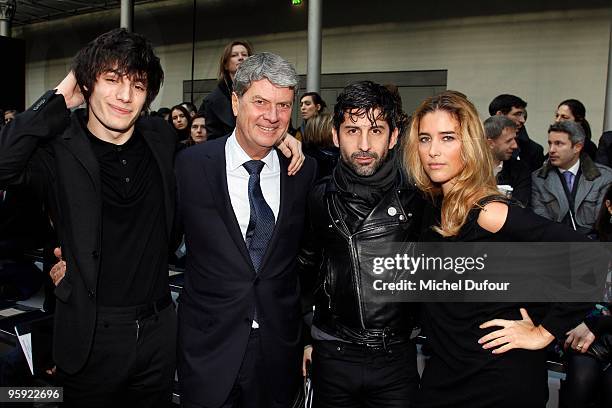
[489,93,544,172]
[0,28,177,406]
[299,80,423,408]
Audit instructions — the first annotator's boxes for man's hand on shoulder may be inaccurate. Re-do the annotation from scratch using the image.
[276,133,305,176]
[54,71,85,109]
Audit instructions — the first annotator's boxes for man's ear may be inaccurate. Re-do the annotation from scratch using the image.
[486,138,495,149]
[388,128,399,150]
[332,127,340,148]
[573,141,584,154]
[231,92,239,117]
[495,111,503,116]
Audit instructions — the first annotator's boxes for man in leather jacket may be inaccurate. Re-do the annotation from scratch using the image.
[299,81,424,408]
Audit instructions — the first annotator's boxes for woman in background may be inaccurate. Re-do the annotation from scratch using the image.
[187,114,207,145]
[295,92,326,141]
[403,91,590,408]
[198,40,253,140]
[168,104,191,142]
[555,99,597,160]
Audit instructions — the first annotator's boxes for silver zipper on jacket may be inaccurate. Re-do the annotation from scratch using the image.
[329,197,367,328]
[327,193,408,330]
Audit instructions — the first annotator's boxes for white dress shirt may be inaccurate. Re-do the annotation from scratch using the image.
[559,159,580,177]
[225,131,281,240]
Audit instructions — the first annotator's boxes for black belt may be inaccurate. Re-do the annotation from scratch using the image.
[319,319,412,350]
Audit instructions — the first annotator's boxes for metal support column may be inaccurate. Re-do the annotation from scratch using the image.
[0,0,16,37]
[120,0,134,32]
[604,15,612,132]
[306,0,322,93]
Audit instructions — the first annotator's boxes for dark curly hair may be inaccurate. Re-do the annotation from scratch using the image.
[72,28,163,111]
[333,80,397,133]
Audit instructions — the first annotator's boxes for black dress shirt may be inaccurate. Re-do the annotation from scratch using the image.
[87,129,168,306]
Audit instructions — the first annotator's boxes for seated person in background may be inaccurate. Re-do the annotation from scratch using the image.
[532,121,612,235]
[596,130,612,167]
[554,99,597,160]
[302,112,338,180]
[168,104,192,142]
[489,94,544,172]
[483,115,531,206]
[178,114,208,151]
[562,184,612,408]
[189,114,207,144]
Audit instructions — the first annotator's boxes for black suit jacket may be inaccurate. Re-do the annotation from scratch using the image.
[175,136,316,407]
[0,91,177,374]
[515,127,545,173]
[199,80,236,140]
[496,158,532,207]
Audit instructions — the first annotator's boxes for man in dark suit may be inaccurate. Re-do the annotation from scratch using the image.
[176,52,317,408]
[483,115,532,206]
[0,29,177,406]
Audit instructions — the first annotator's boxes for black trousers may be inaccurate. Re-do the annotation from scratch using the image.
[311,340,419,408]
[57,300,177,408]
[217,329,291,408]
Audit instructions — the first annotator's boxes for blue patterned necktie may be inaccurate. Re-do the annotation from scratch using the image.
[243,160,275,273]
[563,171,575,192]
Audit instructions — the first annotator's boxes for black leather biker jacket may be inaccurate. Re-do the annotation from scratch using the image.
[298,175,424,346]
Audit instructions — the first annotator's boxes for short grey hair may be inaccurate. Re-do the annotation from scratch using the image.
[548,121,585,145]
[483,115,516,140]
[233,52,298,97]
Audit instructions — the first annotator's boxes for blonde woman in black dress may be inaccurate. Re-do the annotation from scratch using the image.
[403,91,591,408]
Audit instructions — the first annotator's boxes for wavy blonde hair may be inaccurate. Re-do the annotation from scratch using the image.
[403,91,499,237]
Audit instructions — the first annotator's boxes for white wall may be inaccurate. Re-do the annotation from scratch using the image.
[22,8,611,145]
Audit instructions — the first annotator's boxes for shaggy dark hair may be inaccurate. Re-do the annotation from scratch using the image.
[333,81,397,133]
[72,28,163,110]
